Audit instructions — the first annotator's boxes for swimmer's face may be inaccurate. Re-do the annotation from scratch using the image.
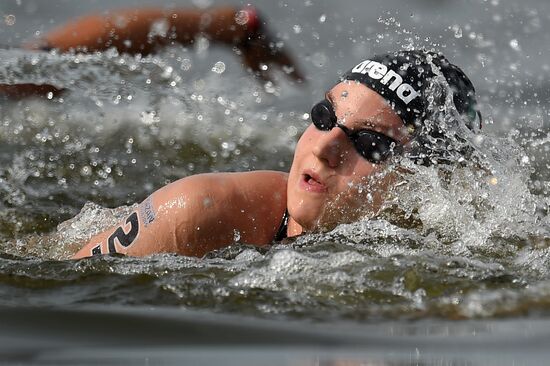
[287,81,410,232]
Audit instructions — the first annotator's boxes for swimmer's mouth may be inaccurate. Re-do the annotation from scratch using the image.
[301,171,327,192]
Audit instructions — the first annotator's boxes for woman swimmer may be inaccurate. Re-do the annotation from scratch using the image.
[0,6,302,98]
[72,50,481,259]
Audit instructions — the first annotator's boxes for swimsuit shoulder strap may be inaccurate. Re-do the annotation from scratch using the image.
[273,209,289,242]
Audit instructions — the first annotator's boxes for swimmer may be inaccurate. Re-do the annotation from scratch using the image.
[1,6,302,98]
[72,49,481,259]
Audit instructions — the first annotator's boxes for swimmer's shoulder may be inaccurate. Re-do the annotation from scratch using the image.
[220,170,289,195]
[175,170,288,225]
[162,170,287,199]
[155,170,288,252]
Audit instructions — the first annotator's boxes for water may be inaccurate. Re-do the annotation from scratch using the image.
[1,0,550,364]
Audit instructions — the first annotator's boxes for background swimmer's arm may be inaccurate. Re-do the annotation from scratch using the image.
[0,84,64,99]
[7,6,300,99]
[25,6,302,82]
[27,7,245,54]
[72,171,288,259]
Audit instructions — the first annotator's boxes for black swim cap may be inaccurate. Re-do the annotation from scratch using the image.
[341,50,481,165]
[341,50,481,132]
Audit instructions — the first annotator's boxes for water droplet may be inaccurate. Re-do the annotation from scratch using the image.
[161,66,173,79]
[282,65,295,75]
[221,141,236,151]
[211,61,226,74]
[319,14,326,23]
[148,19,169,38]
[311,52,327,68]
[180,58,192,71]
[80,166,92,177]
[451,25,462,39]
[264,81,276,94]
[233,229,241,242]
[235,10,249,26]
[195,36,210,54]
[114,15,129,28]
[140,111,158,125]
[4,15,16,26]
[287,125,298,137]
[293,25,302,34]
[509,39,520,51]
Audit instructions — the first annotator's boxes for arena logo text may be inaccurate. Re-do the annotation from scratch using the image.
[351,60,420,104]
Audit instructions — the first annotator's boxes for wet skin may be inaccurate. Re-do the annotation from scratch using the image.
[286,81,410,235]
[73,82,410,258]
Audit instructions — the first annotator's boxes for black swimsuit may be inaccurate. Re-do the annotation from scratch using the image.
[274,209,289,241]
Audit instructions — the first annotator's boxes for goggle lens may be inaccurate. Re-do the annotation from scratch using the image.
[310,100,399,164]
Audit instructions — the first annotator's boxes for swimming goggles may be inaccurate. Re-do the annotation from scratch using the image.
[310,99,401,164]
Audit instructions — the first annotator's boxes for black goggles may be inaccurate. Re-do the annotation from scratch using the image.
[310,99,401,164]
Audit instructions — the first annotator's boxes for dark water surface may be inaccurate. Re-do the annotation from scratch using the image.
[3,305,550,365]
[1,0,550,364]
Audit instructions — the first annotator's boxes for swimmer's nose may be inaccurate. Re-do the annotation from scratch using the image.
[312,126,351,168]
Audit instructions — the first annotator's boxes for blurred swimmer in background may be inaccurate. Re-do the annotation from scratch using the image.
[0,6,303,98]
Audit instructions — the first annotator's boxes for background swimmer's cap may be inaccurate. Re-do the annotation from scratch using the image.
[341,50,481,132]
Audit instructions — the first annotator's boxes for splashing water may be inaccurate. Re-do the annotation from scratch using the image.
[1,0,550,325]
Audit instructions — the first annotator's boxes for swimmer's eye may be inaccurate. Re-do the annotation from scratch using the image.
[310,99,401,164]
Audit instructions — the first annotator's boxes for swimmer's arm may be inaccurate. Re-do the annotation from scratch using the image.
[6,8,251,100]
[0,83,64,99]
[24,6,302,82]
[72,171,288,259]
[26,7,252,55]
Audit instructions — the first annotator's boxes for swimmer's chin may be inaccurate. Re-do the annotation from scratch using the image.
[297,210,347,234]
[291,203,374,235]
[301,217,352,235]
[314,206,378,233]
